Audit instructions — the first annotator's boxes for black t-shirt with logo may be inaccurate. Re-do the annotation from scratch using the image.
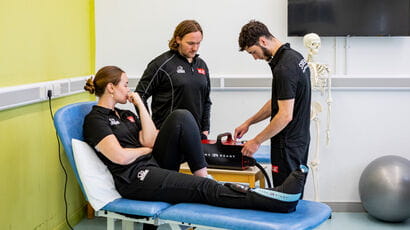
[135,50,212,132]
[268,43,311,148]
[83,105,158,184]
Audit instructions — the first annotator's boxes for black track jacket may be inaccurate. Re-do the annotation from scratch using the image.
[135,50,212,132]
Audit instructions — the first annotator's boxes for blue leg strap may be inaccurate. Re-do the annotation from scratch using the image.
[252,188,301,202]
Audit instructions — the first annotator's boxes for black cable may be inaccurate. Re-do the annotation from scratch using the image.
[255,162,272,188]
[244,156,273,188]
[48,91,74,230]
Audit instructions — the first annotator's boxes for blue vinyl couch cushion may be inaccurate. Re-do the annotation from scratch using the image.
[103,198,171,218]
[54,101,96,194]
[158,200,331,230]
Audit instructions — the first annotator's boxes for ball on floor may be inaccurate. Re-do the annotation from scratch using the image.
[359,155,410,222]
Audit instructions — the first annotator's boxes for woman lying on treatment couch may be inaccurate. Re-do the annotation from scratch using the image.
[83,65,308,213]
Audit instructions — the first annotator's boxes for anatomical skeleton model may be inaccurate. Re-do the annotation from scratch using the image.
[303,33,333,201]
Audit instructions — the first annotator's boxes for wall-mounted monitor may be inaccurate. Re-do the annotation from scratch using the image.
[288,0,410,36]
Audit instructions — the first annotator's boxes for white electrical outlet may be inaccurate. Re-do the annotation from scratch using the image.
[40,85,52,100]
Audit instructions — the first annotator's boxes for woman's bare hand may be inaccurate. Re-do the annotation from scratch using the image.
[128,92,143,106]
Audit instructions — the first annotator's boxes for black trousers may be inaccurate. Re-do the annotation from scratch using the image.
[117,110,297,213]
[271,144,309,187]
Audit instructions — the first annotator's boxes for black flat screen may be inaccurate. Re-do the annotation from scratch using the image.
[288,0,410,36]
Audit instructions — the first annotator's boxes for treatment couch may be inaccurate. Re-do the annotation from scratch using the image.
[53,101,331,230]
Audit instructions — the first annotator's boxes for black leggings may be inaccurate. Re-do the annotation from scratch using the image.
[120,165,296,213]
[152,109,208,173]
[117,110,297,213]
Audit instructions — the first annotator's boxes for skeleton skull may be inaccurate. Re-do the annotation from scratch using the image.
[303,33,321,55]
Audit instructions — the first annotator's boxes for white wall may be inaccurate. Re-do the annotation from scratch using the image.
[96,0,410,77]
[95,0,285,75]
[96,0,410,202]
[210,89,410,202]
[312,89,410,202]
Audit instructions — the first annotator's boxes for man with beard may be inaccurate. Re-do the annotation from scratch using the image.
[135,20,212,140]
[234,20,311,190]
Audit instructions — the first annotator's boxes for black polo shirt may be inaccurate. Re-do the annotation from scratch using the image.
[83,105,157,184]
[268,43,311,147]
[135,50,212,132]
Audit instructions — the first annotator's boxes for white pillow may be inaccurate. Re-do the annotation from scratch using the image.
[72,139,121,210]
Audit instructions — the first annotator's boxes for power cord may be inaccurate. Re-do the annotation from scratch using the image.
[255,162,272,188]
[48,90,74,230]
[244,156,273,188]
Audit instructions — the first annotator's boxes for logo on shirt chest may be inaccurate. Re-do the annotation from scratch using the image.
[109,118,120,126]
[127,116,135,123]
[197,68,206,75]
[176,65,186,73]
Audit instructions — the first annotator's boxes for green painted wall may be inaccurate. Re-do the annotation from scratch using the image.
[0,0,95,87]
[0,0,96,229]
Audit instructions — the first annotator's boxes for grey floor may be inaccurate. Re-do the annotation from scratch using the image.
[74,213,410,230]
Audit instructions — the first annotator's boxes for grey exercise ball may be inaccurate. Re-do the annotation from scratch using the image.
[359,155,410,222]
